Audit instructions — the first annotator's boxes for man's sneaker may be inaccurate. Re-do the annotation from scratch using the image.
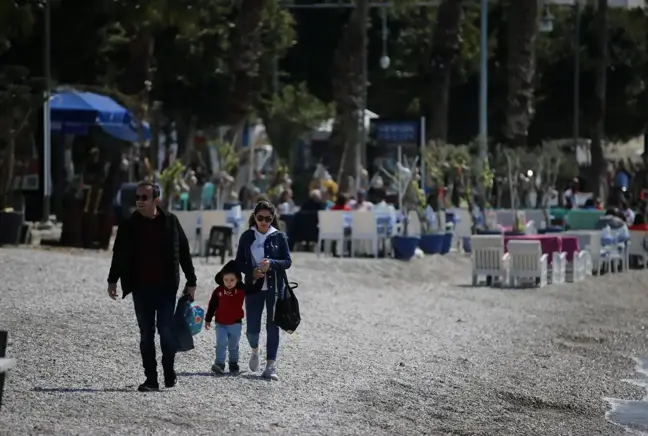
[163,368,176,388]
[229,362,240,373]
[164,375,177,388]
[249,350,260,372]
[211,363,226,374]
[261,365,279,381]
[137,379,160,392]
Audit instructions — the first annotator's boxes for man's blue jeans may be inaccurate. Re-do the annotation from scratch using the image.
[132,286,177,380]
[215,323,242,365]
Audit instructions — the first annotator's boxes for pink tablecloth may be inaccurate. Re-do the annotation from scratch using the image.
[504,235,581,263]
[561,236,580,262]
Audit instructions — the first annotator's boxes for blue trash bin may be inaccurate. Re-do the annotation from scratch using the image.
[440,233,453,254]
[419,234,444,254]
[392,235,420,261]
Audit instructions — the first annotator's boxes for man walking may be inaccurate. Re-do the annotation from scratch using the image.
[106,181,197,392]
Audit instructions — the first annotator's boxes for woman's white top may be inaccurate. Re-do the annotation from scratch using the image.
[251,226,278,290]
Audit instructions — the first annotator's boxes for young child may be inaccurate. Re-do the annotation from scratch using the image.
[205,260,245,374]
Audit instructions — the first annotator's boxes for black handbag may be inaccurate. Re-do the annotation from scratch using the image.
[274,271,300,333]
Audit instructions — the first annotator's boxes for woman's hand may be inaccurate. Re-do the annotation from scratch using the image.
[259,258,270,272]
[253,268,265,279]
[205,321,211,330]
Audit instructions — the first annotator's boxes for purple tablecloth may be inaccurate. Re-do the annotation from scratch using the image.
[504,235,580,263]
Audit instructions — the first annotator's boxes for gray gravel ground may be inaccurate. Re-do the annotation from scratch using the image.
[1,246,648,436]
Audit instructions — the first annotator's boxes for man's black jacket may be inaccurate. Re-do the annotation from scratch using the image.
[107,207,197,298]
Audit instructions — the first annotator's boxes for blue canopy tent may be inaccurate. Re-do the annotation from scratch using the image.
[50,90,150,142]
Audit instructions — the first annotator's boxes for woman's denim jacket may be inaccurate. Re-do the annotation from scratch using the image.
[235,229,292,299]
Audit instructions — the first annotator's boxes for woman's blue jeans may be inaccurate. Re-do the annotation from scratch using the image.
[245,291,279,360]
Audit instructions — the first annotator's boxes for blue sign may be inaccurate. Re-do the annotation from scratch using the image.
[371,120,419,144]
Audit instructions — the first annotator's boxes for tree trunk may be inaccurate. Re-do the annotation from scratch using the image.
[424,0,464,143]
[503,0,538,148]
[0,133,15,210]
[229,0,267,131]
[590,0,608,200]
[331,2,365,191]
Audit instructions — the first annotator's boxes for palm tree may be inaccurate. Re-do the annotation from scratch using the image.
[424,0,464,143]
[330,0,366,190]
[590,0,608,200]
[229,0,267,131]
[503,0,538,148]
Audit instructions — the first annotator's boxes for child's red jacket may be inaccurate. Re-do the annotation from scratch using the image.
[205,286,245,325]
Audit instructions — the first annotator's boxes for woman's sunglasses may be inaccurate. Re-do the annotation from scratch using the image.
[255,214,273,223]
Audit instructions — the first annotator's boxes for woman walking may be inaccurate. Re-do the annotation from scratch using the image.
[235,200,292,380]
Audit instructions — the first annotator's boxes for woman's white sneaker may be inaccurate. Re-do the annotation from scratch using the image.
[249,350,260,372]
[262,364,279,381]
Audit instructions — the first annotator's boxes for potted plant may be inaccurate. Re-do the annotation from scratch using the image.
[379,156,422,261]
[158,160,187,210]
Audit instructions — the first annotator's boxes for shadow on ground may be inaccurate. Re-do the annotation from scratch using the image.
[33,386,133,393]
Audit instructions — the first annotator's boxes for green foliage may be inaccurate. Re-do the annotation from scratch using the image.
[158,159,186,206]
[261,82,334,164]
[0,2,34,55]
[3,1,648,150]
[212,140,239,176]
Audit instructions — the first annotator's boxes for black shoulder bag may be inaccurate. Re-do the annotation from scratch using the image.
[274,271,300,333]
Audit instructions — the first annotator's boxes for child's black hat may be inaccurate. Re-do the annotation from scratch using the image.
[215,260,242,286]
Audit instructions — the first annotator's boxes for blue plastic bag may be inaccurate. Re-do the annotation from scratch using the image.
[185,301,205,336]
[173,295,195,352]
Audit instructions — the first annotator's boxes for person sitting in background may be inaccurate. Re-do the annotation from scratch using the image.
[330,193,351,211]
[620,200,635,225]
[371,188,388,209]
[300,189,325,212]
[629,213,648,231]
[350,190,373,211]
[322,186,336,210]
[276,189,295,215]
[595,207,627,230]
[582,199,596,210]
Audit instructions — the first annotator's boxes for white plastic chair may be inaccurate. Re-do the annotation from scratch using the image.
[495,210,516,228]
[551,251,567,284]
[564,230,607,275]
[317,211,346,257]
[174,211,202,255]
[201,211,229,255]
[609,228,630,272]
[507,240,548,288]
[524,209,547,228]
[628,230,648,268]
[525,220,537,235]
[470,235,510,287]
[349,211,380,258]
[565,250,589,282]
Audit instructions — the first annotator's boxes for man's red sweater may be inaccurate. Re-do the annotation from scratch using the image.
[205,286,245,325]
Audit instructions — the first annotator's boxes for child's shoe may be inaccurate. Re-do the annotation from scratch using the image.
[211,362,226,374]
[229,362,240,373]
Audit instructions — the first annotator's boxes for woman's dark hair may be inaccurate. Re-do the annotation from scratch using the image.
[248,200,280,228]
[335,193,348,207]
